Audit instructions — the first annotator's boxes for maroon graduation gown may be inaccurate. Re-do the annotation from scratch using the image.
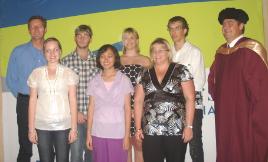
[208,37,268,162]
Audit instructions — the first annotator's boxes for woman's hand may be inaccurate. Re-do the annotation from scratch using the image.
[134,136,143,151]
[182,127,193,143]
[28,130,38,144]
[123,136,130,150]
[68,129,77,144]
[86,134,93,150]
[135,129,144,143]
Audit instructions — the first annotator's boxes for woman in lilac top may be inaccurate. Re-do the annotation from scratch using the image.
[86,44,133,162]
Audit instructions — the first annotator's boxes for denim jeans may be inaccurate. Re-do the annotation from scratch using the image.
[189,109,204,162]
[70,123,92,162]
[36,129,70,162]
[16,94,32,162]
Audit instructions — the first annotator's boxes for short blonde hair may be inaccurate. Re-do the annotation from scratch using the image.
[149,38,172,64]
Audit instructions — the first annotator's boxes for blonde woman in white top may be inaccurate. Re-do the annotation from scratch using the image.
[28,37,78,162]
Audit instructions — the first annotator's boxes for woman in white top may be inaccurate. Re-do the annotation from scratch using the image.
[27,37,78,162]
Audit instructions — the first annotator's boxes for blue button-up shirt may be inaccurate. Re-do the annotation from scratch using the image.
[6,41,46,97]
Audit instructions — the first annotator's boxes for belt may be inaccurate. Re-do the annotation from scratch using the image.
[18,93,30,98]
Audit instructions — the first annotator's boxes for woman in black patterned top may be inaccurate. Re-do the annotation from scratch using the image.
[120,27,151,162]
[134,38,195,162]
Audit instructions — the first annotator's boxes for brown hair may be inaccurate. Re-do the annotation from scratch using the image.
[43,37,62,52]
[28,15,47,29]
[96,44,121,70]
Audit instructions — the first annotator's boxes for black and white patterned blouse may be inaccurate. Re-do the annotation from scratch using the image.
[136,63,193,136]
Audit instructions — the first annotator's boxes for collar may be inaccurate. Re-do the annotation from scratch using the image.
[172,41,190,53]
[217,38,268,68]
[73,50,93,60]
[228,35,244,48]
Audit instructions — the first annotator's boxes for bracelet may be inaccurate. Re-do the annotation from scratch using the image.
[186,125,193,129]
[136,128,142,133]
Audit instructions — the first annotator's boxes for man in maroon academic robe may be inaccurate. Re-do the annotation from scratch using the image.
[208,8,268,162]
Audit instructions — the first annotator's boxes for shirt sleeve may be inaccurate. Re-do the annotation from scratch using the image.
[6,48,19,97]
[123,75,134,95]
[66,68,79,85]
[208,60,216,100]
[242,48,268,141]
[191,49,206,91]
[86,76,96,96]
[179,65,193,82]
[27,69,38,88]
[136,69,146,86]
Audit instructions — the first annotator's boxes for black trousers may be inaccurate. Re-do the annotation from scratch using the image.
[142,135,187,162]
[16,93,32,162]
[189,109,204,162]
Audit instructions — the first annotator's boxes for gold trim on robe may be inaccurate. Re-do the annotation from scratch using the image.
[216,39,268,68]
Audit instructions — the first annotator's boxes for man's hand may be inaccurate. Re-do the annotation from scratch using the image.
[77,112,87,124]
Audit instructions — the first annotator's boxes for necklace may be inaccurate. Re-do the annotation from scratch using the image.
[45,66,59,95]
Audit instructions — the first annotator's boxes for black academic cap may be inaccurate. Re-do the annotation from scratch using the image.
[218,8,249,25]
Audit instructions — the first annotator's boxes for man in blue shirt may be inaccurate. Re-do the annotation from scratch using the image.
[6,15,47,162]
